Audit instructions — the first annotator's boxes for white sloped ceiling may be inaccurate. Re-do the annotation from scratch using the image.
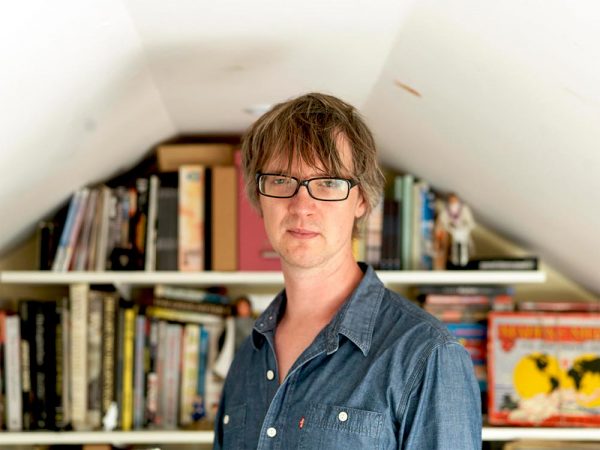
[1,0,598,295]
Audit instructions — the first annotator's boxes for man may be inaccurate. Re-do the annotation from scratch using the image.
[214,93,481,449]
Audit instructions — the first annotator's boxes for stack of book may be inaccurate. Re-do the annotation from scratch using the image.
[0,285,233,432]
[37,144,281,273]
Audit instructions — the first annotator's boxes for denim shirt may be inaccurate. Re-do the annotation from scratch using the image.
[214,264,482,449]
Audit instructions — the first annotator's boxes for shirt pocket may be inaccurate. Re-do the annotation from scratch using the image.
[298,403,383,450]
[221,403,246,450]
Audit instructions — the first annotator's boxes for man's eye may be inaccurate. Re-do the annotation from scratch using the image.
[319,179,342,189]
[272,177,290,185]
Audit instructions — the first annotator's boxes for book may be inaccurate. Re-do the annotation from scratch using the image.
[121,305,136,431]
[70,283,89,430]
[133,314,146,429]
[178,165,204,271]
[234,150,280,270]
[62,188,90,271]
[180,323,201,425]
[157,143,234,172]
[153,284,230,304]
[163,323,182,428]
[52,189,86,272]
[145,306,223,326]
[518,300,600,312]
[94,186,113,271]
[464,257,539,271]
[211,166,238,271]
[101,292,118,422]
[4,315,22,431]
[73,188,99,271]
[144,175,160,271]
[130,178,149,270]
[87,292,103,429]
[19,300,35,430]
[401,174,414,270]
[156,173,179,271]
[365,197,383,268]
[141,295,232,317]
[54,300,66,429]
[60,297,71,429]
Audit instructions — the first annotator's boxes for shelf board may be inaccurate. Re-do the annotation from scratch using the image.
[0,430,214,445]
[0,270,546,285]
[482,426,600,441]
[1,427,600,445]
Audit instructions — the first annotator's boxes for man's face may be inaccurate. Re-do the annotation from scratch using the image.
[258,138,366,271]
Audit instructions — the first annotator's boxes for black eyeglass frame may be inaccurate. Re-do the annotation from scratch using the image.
[255,172,359,201]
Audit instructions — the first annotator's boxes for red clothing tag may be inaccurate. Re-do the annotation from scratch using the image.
[299,416,305,429]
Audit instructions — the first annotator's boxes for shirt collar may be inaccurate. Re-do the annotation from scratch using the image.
[251,263,385,356]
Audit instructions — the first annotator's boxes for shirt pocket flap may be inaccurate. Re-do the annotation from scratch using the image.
[223,403,246,430]
[307,403,383,439]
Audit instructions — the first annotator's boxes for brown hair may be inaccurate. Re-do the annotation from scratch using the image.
[240,92,385,234]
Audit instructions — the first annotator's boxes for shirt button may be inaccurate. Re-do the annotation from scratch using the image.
[338,411,348,422]
[266,370,275,380]
[267,427,277,438]
[223,414,230,425]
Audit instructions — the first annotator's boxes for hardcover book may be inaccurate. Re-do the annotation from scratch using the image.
[234,150,280,271]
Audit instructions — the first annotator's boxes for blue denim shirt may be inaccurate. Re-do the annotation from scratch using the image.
[214,264,482,449]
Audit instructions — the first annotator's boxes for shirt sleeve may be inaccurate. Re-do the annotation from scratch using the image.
[399,341,482,450]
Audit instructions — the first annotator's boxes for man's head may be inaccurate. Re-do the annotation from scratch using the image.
[241,92,385,235]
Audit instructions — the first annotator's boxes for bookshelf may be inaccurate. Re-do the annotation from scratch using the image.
[3,268,577,447]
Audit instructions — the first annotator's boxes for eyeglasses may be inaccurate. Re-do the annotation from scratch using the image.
[256,173,358,201]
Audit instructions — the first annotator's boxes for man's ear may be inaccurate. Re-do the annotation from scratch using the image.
[354,190,367,219]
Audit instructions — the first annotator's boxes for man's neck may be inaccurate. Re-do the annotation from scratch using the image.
[280,257,364,326]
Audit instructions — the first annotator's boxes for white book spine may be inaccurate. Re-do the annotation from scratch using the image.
[70,283,89,430]
[145,175,160,271]
[5,316,23,431]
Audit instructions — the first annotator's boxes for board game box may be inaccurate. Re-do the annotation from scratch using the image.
[488,312,600,426]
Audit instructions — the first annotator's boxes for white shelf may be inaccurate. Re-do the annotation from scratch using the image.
[482,426,600,441]
[1,427,600,445]
[0,270,546,286]
[0,430,214,445]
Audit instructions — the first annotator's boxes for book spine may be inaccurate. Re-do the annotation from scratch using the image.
[178,165,204,271]
[163,323,182,429]
[54,301,65,429]
[156,174,179,271]
[211,166,238,271]
[63,188,90,271]
[133,314,146,429]
[195,326,209,420]
[61,297,71,428]
[74,188,99,271]
[52,191,81,272]
[87,292,103,429]
[144,318,159,427]
[69,283,89,430]
[145,306,222,326]
[131,178,149,270]
[148,296,231,316]
[401,174,414,270]
[19,301,35,430]
[5,315,22,431]
[155,320,168,428]
[179,323,200,425]
[144,175,160,271]
[101,293,117,419]
[33,302,48,429]
[121,306,136,431]
[95,186,113,271]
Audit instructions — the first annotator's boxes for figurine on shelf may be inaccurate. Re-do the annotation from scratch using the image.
[435,192,475,268]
